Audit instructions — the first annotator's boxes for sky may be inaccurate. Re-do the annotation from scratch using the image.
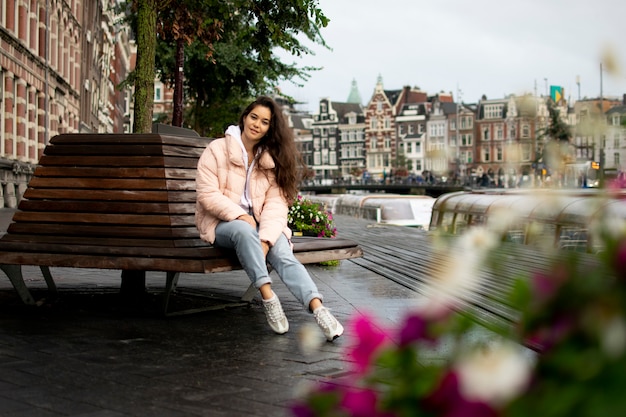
[276,0,626,113]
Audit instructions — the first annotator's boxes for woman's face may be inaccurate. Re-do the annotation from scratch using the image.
[241,105,271,145]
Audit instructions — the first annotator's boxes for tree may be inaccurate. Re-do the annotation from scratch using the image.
[155,0,224,127]
[544,98,571,142]
[153,0,329,136]
[131,0,160,133]
[537,98,573,177]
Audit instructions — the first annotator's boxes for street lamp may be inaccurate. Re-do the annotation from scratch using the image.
[456,87,463,184]
[599,63,606,187]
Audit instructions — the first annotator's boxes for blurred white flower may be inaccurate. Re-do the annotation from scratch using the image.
[601,316,626,359]
[297,322,324,356]
[455,341,533,407]
[486,207,522,236]
[424,227,498,312]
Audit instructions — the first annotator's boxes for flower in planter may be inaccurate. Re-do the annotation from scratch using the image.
[288,195,337,238]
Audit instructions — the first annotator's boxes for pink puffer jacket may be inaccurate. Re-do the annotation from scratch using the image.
[195,134,292,246]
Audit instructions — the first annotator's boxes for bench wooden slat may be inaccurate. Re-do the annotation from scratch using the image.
[22,189,197,202]
[49,133,208,147]
[42,144,207,158]
[0,234,208,248]
[34,166,195,179]
[10,212,194,227]
[6,223,199,239]
[17,201,194,214]
[37,155,198,168]
[28,177,166,190]
[27,177,196,191]
[0,241,219,258]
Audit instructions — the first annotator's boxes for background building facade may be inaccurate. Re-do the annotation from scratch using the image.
[0,0,132,207]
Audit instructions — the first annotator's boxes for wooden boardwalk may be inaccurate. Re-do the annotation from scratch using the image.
[333,214,602,333]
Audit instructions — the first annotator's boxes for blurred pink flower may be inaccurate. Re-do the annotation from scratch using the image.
[398,312,436,346]
[348,314,389,375]
[525,315,575,352]
[531,267,568,304]
[339,388,392,417]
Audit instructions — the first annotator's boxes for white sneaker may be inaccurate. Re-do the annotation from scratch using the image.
[262,294,289,334]
[313,306,344,341]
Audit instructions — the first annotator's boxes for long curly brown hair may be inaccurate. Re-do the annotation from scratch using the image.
[238,96,304,202]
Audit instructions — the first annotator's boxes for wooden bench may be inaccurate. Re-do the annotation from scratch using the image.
[0,133,363,315]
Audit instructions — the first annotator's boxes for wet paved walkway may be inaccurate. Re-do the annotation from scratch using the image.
[0,208,428,417]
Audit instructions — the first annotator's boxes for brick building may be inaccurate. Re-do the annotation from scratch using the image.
[0,0,131,207]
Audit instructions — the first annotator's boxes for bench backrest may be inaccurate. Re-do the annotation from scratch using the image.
[6,133,208,249]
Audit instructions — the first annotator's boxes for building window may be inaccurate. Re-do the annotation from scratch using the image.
[614,152,620,166]
[483,127,490,140]
[496,124,503,140]
[462,134,473,146]
[483,146,490,162]
[384,117,391,129]
[154,86,162,101]
[407,142,413,153]
[612,114,620,126]
[522,144,531,161]
[522,124,530,138]
[485,104,504,119]
[371,118,377,130]
[496,146,503,161]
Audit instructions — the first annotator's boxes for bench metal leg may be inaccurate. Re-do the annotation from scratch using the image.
[0,264,36,305]
[40,266,58,294]
[162,272,180,315]
[240,282,257,302]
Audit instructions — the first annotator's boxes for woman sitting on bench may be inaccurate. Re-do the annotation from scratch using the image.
[195,96,344,341]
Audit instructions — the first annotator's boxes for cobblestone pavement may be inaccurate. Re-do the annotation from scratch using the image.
[0,208,426,417]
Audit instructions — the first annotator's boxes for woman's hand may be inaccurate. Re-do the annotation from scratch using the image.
[236,214,257,229]
[260,240,270,257]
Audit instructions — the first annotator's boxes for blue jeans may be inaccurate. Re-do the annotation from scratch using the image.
[214,220,323,309]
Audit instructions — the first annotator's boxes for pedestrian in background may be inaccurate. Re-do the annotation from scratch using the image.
[195,96,344,341]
